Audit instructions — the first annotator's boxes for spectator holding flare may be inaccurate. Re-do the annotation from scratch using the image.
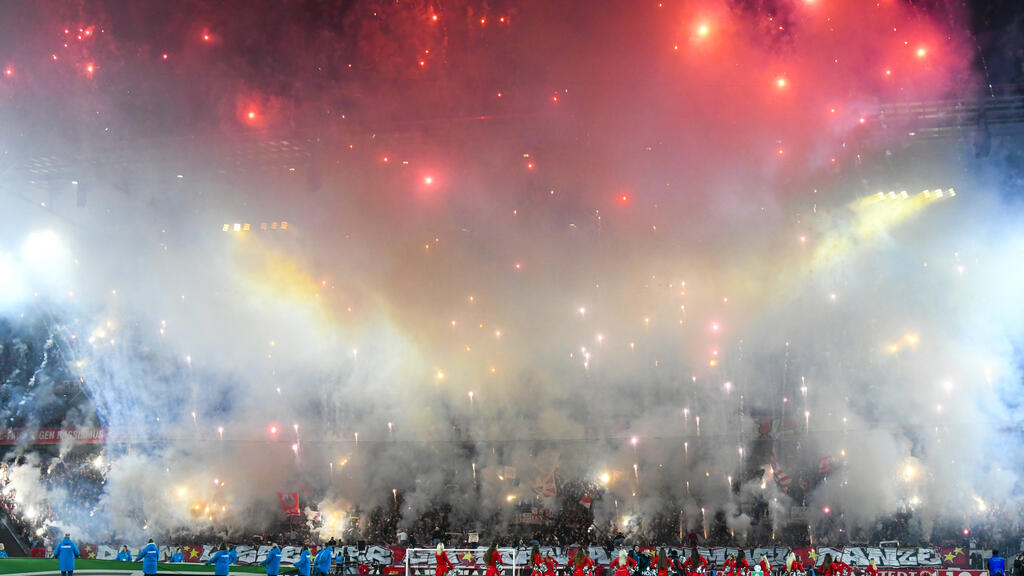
[989,551,1007,576]
[296,546,312,576]
[263,543,283,576]
[436,543,454,576]
[206,545,235,576]
[136,538,160,576]
[611,550,638,576]
[54,533,80,576]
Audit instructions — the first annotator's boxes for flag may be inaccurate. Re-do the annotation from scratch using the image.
[183,545,204,562]
[529,451,560,499]
[81,545,98,559]
[818,456,834,475]
[770,450,791,492]
[278,491,301,516]
[579,496,592,509]
[530,472,557,499]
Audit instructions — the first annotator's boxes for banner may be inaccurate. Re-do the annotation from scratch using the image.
[0,427,108,445]
[277,492,301,516]
[77,545,974,571]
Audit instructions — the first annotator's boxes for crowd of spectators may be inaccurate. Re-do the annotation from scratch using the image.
[3,456,1023,558]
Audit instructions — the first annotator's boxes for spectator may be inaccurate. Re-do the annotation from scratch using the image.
[171,548,185,563]
[0,543,7,558]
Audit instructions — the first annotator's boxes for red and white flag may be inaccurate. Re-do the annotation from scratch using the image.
[770,450,791,492]
[277,492,300,516]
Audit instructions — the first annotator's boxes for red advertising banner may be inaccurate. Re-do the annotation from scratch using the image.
[0,427,108,445]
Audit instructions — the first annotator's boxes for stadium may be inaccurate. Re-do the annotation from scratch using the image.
[0,1,1023,576]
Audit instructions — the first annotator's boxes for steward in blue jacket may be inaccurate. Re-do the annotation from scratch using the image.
[206,546,237,576]
[313,542,334,576]
[116,546,132,562]
[135,539,160,575]
[295,547,312,576]
[262,544,283,576]
[171,548,185,563]
[54,535,80,576]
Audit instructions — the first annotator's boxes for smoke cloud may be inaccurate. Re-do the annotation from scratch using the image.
[0,0,1021,546]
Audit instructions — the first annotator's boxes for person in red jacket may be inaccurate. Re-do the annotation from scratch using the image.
[436,544,454,576]
[758,555,772,575]
[820,555,842,576]
[830,558,852,576]
[611,550,637,576]
[784,553,804,575]
[583,550,596,576]
[736,551,751,575]
[484,544,502,576]
[652,549,677,576]
[682,549,708,576]
[543,552,558,576]
[865,560,878,576]
[571,550,587,576]
[724,555,738,576]
[529,547,544,576]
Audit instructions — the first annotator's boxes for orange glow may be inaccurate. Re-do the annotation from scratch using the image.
[424,176,434,185]
[431,14,438,22]
[85,63,95,74]
[776,77,787,88]
[697,23,709,37]
[916,47,926,58]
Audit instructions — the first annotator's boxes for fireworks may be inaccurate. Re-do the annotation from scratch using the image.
[0,0,1014,544]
